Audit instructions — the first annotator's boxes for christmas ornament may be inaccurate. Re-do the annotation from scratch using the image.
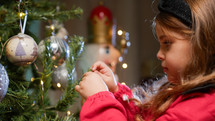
[38,36,70,66]
[52,62,68,88]
[0,63,9,102]
[5,33,38,66]
[52,62,77,88]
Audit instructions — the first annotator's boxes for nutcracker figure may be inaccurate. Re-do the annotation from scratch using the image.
[79,2,130,81]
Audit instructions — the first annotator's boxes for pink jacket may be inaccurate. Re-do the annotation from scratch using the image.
[79,83,215,121]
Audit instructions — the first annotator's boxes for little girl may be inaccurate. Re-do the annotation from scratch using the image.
[75,0,215,120]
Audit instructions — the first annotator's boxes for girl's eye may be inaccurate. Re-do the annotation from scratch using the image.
[160,40,172,51]
[162,40,171,45]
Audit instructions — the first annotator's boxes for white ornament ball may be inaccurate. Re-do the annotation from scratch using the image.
[0,63,9,102]
[5,33,38,66]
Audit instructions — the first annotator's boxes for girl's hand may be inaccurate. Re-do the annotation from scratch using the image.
[75,71,108,99]
[91,61,118,93]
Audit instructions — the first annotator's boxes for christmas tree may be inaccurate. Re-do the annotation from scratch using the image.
[0,0,84,120]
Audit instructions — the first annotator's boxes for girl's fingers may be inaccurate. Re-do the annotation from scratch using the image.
[94,70,102,77]
[82,72,91,78]
[75,85,81,92]
[91,61,107,71]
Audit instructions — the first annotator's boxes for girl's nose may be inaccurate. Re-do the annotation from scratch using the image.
[157,49,164,61]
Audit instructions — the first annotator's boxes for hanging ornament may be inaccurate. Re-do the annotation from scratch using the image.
[38,36,70,66]
[52,62,68,88]
[51,62,77,88]
[5,33,38,66]
[0,63,9,102]
[5,4,38,66]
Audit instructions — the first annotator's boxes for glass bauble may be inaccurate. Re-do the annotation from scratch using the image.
[52,62,77,88]
[38,36,70,66]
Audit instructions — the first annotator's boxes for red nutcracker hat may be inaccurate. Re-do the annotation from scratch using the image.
[88,2,113,44]
[88,2,130,55]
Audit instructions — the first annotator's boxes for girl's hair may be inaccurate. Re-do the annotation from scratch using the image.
[138,0,215,120]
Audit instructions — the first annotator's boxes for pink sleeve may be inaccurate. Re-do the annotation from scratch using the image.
[80,91,127,121]
[113,83,140,121]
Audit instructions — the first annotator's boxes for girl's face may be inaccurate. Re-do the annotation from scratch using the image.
[156,24,192,84]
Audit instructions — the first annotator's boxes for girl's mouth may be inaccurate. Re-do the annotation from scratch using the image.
[163,67,168,73]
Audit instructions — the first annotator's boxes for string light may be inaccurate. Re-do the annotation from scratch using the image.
[31,77,35,82]
[50,25,55,31]
[118,56,123,62]
[19,12,25,18]
[121,82,126,85]
[122,63,128,69]
[67,111,71,116]
[40,80,44,85]
[117,30,123,36]
[57,83,61,88]
[127,41,131,47]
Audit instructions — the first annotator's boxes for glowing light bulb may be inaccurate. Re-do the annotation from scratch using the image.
[67,111,71,116]
[118,56,123,62]
[31,78,35,82]
[57,83,61,88]
[19,12,25,18]
[122,63,128,69]
[127,41,131,47]
[50,25,55,30]
[40,80,44,85]
[117,30,123,36]
[121,82,126,85]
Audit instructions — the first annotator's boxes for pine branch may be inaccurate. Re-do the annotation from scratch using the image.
[29,7,83,21]
[54,35,85,111]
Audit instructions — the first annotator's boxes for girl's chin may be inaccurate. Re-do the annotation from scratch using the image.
[167,76,180,84]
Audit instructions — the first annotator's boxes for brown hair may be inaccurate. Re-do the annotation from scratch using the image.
[139,0,215,120]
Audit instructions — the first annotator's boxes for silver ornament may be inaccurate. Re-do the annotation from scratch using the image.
[38,36,70,66]
[52,63,68,88]
[0,63,9,102]
[52,62,77,88]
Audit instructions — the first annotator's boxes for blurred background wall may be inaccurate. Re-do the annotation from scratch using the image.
[59,0,163,87]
